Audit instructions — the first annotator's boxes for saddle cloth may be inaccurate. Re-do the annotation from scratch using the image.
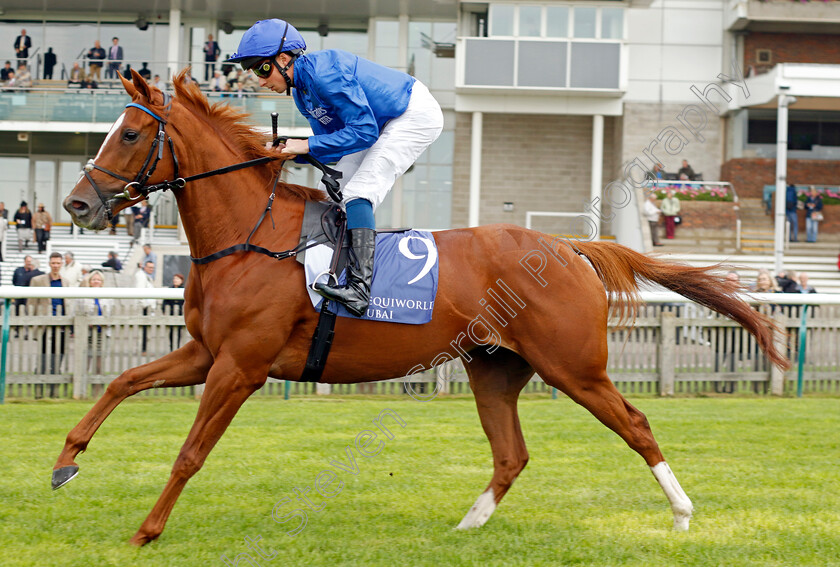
[297,203,438,324]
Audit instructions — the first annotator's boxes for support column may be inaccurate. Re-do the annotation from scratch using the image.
[167,7,182,81]
[469,111,483,228]
[590,114,604,241]
[390,13,410,226]
[774,94,792,274]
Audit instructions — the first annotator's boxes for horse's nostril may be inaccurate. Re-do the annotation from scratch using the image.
[71,200,89,211]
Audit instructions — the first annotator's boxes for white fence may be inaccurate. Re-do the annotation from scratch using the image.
[1,288,839,400]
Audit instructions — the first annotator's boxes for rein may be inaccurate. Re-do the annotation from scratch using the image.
[85,99,345,266]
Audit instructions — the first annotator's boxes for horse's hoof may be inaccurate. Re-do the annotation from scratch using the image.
[51,465,79,490]
[129,531,157,547]
[455,488,496,530]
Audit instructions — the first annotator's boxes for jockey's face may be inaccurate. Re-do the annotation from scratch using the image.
[258,53,293,94]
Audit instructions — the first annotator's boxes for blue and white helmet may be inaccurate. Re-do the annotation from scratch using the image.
[226,19,306,69]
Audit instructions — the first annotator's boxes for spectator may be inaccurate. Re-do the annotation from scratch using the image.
[660,189,681,240]
[68,61,84,87]
[203,33,221,81]
[134,260,157,356]
[13,201,33,252]
[13,29,31,68]
[775,269,799,293]
[87,40,106,82]
[12,255,43,320]
[1,69,15,90]
[163,273,186,350]
[0,61,12,82]
[101,250,123,272]
[122,206,134,237]
[60,251,84,286]
[132,200,150,243]
[33,202,52,253]
[644,193,662,247]
[15,64,32,89]
[0,202,7,220]
[43,47,56,80]
[31,252,72,397]
[677,159,695,181]
[78,269,114,395]
[140,243,158,272]
[209,69,226,92]
[785,183,799,242]
[221,55,234,78]
[0,213,6,261]
[725,270,740,285]
[651,163,665,180]
[106,37,123,79]
[798,272,816,294]
[152,74,165,90]
[804,186,824,243]
[138,62,152,81]
[750,269,779,293]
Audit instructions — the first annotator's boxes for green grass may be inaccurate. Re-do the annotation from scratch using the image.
[1,396,839,567]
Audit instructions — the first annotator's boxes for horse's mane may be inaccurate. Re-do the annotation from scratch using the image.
[149,70,324,202]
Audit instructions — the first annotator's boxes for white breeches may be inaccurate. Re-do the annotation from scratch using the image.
[318,80,444,211]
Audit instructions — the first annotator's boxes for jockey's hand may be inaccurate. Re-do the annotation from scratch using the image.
[277,138,309,156]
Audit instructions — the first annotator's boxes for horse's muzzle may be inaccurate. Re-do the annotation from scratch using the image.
[63,192,107,230]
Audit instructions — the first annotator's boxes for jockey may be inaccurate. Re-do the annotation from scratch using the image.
[227,19,444,317]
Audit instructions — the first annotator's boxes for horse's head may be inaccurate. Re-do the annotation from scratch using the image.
[64,69,177,230]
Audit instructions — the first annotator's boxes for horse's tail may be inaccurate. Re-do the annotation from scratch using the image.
[573,240,790,370]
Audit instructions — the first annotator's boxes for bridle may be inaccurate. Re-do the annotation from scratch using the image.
[82,96,279,222]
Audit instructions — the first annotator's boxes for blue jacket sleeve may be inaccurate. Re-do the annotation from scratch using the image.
[305,72,380,163]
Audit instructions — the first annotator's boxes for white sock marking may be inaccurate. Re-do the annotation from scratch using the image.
[651,461,693,531]
[455,488,496,530]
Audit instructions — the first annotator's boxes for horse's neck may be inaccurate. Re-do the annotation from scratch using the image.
[174,166,305,260]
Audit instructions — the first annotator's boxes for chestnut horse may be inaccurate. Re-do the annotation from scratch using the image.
[56,71,788,546]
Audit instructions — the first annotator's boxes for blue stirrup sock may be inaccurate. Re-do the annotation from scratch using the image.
[345,198,375,230]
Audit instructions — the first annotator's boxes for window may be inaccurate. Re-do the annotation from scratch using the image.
[573,7,597,39]
[546,6,570,38]
[490,4,515,36]
[518,5,542,37]
[601,7,624,40]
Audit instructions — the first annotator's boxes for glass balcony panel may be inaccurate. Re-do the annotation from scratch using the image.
[517,42,568,88]
[490,4,515,36]
[569,43,620,89]
[463,39,515,86]
[573,7,597,39]
[518,5,542,38]
[546,6,570,38]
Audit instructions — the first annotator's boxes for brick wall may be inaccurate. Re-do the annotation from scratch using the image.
[721,157,840,234]
[659,200,736,231]
[451,113,619,229]
[721,157,840,198]
[744,32,840,76]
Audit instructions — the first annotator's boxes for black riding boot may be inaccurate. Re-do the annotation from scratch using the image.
[314,228,375,317]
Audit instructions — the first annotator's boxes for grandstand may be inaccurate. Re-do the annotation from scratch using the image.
[0,225,184,287]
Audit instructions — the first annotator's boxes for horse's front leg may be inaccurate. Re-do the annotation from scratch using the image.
[129,354,267,546]
[52,340,213,489]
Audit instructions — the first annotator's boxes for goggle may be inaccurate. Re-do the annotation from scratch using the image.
[250,59,275,79]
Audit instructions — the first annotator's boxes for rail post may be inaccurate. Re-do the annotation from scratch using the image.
[0,298,10,404]
[770,310,786,395]
[659,311,676,396]
[73,315,88,399]
[797,305,809,398]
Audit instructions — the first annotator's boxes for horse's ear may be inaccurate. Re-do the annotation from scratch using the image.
[119,73,137,98]
[131,68,152,101]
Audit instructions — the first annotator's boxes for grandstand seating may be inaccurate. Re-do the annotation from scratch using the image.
[0,225,182,287]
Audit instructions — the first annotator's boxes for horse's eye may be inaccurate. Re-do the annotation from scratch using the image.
[123,130,139,142]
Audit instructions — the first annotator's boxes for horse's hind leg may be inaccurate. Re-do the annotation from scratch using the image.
[52,340,213,489]
[531,349,693,530]
[456,348,534,529]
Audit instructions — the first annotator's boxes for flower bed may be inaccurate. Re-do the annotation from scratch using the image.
[650,182,734,202]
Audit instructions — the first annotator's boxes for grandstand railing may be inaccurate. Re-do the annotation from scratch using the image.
[0,289,838,400]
